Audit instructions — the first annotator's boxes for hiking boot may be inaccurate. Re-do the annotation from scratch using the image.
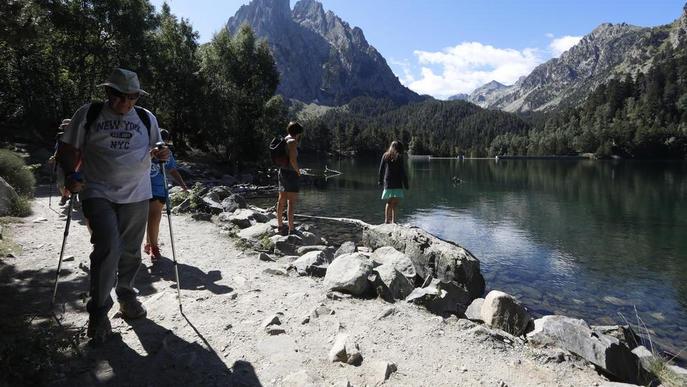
[143,243,151,255]
[118,297,147,319]
[277,224,288,236]
[59,196,69,206]
[87,315,112,344]
[150,245,162,261]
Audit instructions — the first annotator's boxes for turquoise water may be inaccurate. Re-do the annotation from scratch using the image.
[293,157,687,358]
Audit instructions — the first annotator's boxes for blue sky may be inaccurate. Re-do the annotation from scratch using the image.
[152,0,686,98]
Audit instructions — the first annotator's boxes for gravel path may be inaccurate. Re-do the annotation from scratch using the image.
[0,188,610,386]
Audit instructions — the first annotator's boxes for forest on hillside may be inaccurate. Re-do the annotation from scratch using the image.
[0,0,288,163]
[303,41,687,160]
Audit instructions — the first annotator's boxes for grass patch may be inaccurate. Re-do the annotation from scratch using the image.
[259,234,274,251]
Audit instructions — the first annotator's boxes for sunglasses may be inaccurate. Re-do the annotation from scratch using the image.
[110,89,140,101]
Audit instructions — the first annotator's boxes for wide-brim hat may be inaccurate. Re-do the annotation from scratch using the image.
[98,68,149,96]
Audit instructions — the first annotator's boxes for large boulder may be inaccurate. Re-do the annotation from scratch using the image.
[271,234,303,256]
[362,224,484,299]
[465,298,484,321]
[0,177,19,217]
[370,246,418,283]
[527,315,640,383]
[227,208,266,229]
[480,290,531,336]
[370,263,415,302]
[405,278,472,316]
[324,253,374,296]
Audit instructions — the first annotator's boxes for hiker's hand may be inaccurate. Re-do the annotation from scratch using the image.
[151,146,170,162]
[64,172,83,193]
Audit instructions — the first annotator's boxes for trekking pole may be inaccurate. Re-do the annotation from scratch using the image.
[50,193,75,307]
[48,162,57,209]
[156,142,183,312]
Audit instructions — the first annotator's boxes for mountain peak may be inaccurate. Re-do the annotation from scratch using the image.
[226,0,421,105]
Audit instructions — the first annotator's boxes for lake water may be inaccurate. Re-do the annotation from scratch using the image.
[291,157,687,359]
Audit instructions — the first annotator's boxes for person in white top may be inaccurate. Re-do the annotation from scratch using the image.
[57,68,168,344]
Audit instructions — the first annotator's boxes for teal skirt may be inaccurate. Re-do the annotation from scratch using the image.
[381,188,404,200]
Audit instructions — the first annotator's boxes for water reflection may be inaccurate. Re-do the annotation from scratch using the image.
[293,158,687,356]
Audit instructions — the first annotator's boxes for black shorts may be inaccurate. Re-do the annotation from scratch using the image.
[278,168,300,193]
[150,196,166,204]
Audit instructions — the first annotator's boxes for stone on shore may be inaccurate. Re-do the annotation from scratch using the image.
[238,223,272,241]
[370,263,415,302]
[290,250,332,277]
[323,253,373,296]
[329,333,363,365]
[362,224,485,300]
[527,315,640,383]
[221,193,247,213]
[334,241,356,258]
[405,278,471,316]
[296,245,327,255]
[370,246,418,283]
[465,298,484,321]
[480,290,531,336]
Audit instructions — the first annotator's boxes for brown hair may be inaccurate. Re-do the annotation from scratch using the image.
[383,141,404,162]
[286,121,304,136]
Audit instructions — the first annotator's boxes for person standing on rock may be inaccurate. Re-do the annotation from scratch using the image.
[276,121,304,236]
[145,128,187,262]
[378,140,408,224]
[57,68,168,344]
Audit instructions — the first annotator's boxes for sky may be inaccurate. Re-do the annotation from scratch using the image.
[152,0,686,99]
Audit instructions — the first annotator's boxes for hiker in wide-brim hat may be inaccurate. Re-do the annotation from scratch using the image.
[56,67,168,344]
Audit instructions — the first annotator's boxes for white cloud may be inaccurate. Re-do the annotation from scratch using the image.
[549,35,582,57]
[389,58,415,85]
[405,42,543,99]
[545,32,555,39]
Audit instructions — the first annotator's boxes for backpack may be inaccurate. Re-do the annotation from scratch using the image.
[84,101,152,139]
[269,135,289,167]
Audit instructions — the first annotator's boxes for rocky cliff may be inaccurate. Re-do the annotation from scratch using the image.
[227,0,422,105]
[468,3,687,112]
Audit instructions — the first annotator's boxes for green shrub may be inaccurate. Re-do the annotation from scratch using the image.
[0,149,36,198]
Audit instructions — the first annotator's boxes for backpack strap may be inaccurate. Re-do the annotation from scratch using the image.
[84,101,104,135]
[134,106,152,140]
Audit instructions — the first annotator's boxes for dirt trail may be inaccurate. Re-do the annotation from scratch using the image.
[1,188,610,386]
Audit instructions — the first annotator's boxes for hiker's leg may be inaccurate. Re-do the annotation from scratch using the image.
[115,200,149,300]
[385,200,392,224]
[286,192,298,231]
[146,199,164,247]
[277,192,287,228]
[82,198,119,316]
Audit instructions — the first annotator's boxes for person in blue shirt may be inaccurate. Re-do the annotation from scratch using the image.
[145,129,187,261]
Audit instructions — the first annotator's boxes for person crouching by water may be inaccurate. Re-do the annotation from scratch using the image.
[378,141,408,224]
[145,129,188,262]
[276,122,304,236]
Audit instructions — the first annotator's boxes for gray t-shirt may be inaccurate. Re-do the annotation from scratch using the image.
[62,102,162,203]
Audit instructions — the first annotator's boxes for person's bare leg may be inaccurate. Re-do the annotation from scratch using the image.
[146,200,164,247]
[385,200,392,224]
[286,192,298,231]
[277,192,287,228]
[390,198,400,223]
